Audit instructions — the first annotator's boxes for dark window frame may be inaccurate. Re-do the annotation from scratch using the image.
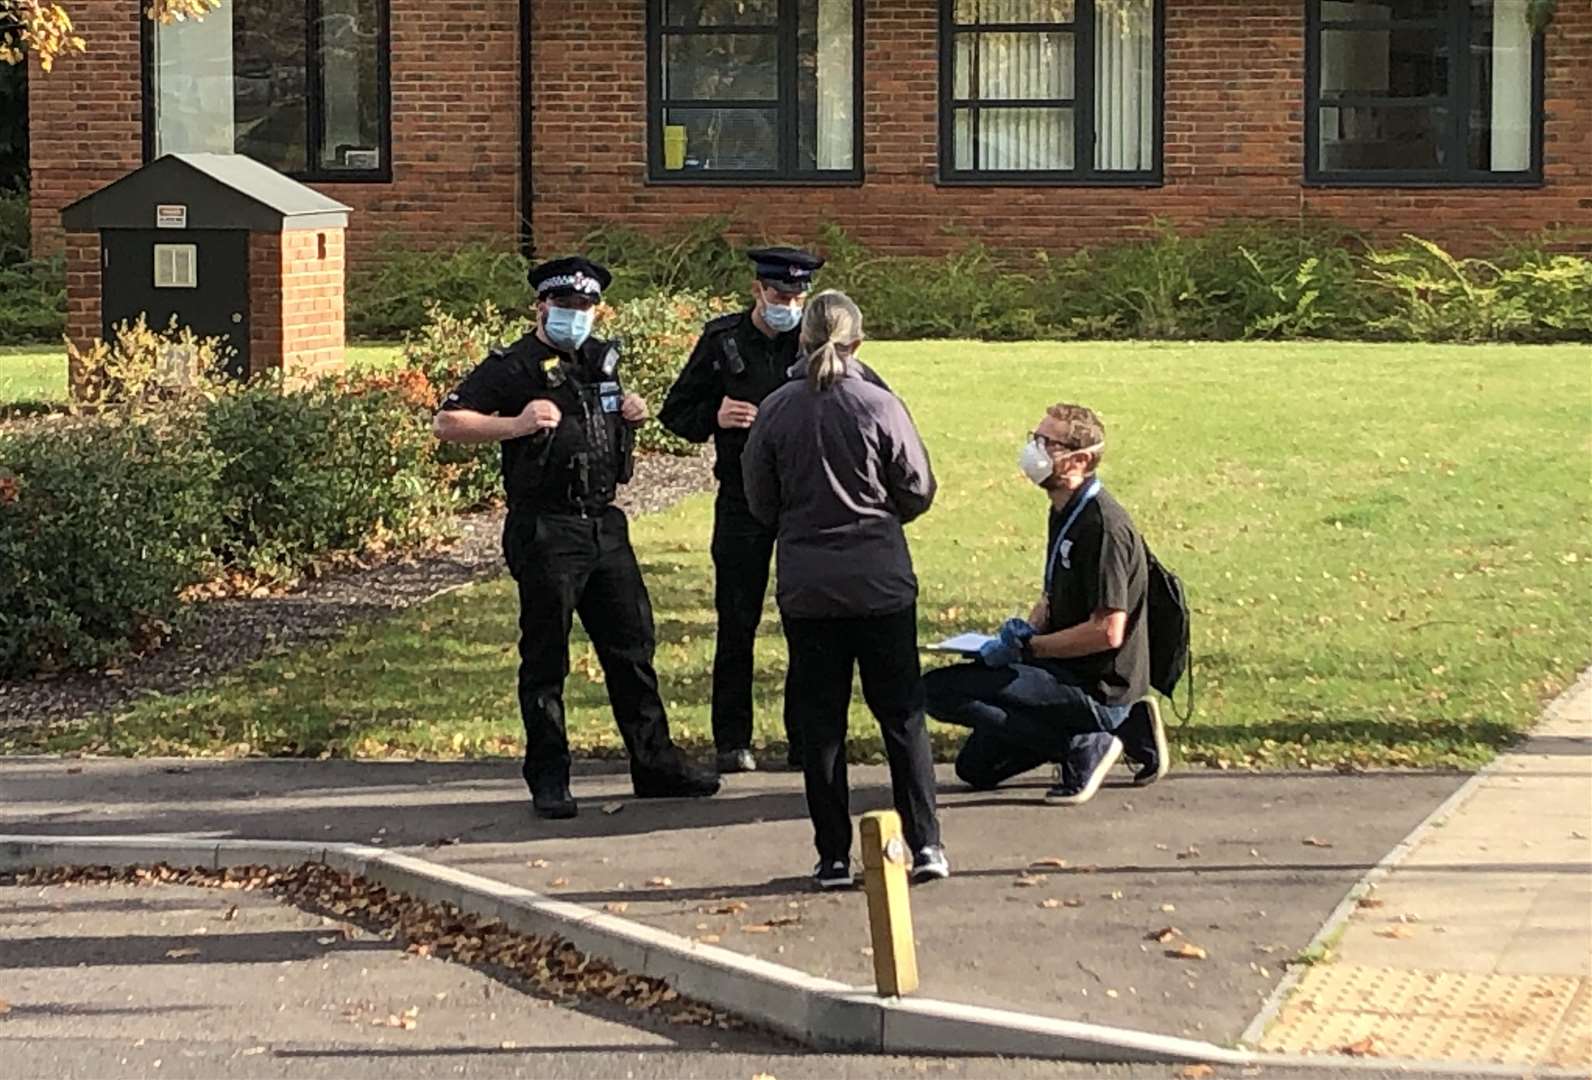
[645,0,865,185]
[1303,0,1546,187]
[937,0,1165,186]
[139,0,394,185]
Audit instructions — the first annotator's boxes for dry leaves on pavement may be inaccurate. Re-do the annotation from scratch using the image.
[1176,1066,1215,1079]
[1376,926,1416,940]
[1147,926,1181,944]
[164,947,200,959]
[1027,857,1068,870]
[1342,1036,1381,1057]
[1302,836,1334,848]
[1166,943,1208,960]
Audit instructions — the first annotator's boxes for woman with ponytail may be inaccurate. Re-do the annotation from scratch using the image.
[741,290,948,889]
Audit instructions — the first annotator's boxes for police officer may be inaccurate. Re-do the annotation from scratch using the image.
[434,256,720,820]
[659,247,825,774]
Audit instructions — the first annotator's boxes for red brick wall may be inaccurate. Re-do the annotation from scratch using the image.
[63,232,103,391]
[29,0,521,270]
[247,228,346,381]
[530,0,1592,256]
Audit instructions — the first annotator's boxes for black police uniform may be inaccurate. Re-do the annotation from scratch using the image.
[658,247,824,764]
[441,257,717,818]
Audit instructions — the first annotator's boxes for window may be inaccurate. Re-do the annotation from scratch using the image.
[153,244,197,289]
[145,0,391,182]
[647,0,862,181]
[1307,0,1542,183]
[940,0,1162,182]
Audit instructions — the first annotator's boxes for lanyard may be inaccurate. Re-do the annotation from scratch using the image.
[1044,478,1100,588]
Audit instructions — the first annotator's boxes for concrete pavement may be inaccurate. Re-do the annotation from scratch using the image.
[0,756,1464,1046]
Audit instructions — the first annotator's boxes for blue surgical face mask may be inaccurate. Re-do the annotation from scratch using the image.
[544,305,594,352]
[761,300,803,334]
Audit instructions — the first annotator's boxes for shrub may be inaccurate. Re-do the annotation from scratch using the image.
[347,236,529,340]
[0,413,224,677]
[67,314,238,409]
[0,190,66,344]
[582,215,748,302]
[201,376,452,582]
[600,290,740,454]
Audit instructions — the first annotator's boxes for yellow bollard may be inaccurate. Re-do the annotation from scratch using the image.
[859,809,919,997]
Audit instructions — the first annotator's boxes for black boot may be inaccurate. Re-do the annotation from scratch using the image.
[530,776,578,820]
[632,762,721,799]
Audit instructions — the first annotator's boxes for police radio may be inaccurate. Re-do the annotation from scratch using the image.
[720,336,747,377]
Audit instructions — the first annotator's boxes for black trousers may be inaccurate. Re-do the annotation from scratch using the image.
[505,507,685,793]
[709,492,791,754]
[782,606,941,863]
[923,662,1130,790]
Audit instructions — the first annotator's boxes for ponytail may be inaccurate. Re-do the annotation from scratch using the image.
[798,290,864,392]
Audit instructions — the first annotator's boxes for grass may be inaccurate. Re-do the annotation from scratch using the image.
[0,344,403,404]
[12,340,1592,770]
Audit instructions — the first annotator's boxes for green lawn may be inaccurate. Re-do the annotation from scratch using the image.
[13,341,1592,770]
[0,344,402,404]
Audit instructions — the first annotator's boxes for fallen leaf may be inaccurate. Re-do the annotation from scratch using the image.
[317,935,338,945]
[1014,875,1046,888]
[1027,857,1068,870]
[1148,926,1181,944]
[164,947,200,959]
[1167,943,1207,960]
[762,915,801,927]
[1176,1066,1216,1079]
[528,859,550,869]
[1376,926,1415,940]
[1160,903,1176,913]
[1302,836,1334,848]
[241,1047,266,1057]
[742,924,772,934]
[605,902,630,915]
[222,904,238,922]
[602,802,624,816]
[647,877,673,888]
[703,901,750,916]
[1040,898,1063,909]
[1107,890,1124,901]
[500,1041,518,1050]
[1342,1036,1380,1057]
[1064,898,1084,908]
[697,934,721,944]
[1356,897,1385,910]
[549,878,569,888]
[1176,846,1201,860]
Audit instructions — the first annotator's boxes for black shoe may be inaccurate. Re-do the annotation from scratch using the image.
[715,749,758,774]
[910,845,950,883]
[530,779,577,820]
[813,859,854,890]
[1119,698,1169,786]
[1045,734,1123,806]
[632,764,721,799]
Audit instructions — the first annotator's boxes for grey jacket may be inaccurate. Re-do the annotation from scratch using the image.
[741,361,936,619]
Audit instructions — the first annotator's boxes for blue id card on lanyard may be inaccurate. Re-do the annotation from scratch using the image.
[1044,478,1100,588]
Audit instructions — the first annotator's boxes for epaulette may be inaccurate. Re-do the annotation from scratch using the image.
[704,312,743,335]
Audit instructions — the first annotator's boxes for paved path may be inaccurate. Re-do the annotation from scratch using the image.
[1255,677,1592,1069]
[0,756,1462,1046]
[0,880,1532,1080]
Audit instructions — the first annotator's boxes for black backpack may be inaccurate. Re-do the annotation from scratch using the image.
[1145,545,1194,722]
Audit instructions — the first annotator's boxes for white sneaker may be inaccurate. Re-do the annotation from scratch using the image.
[1045,735,1124,806]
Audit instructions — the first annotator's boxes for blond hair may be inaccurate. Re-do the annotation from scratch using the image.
[798,290,864,391]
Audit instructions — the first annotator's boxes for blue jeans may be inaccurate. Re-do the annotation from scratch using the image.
[923,662,1130,790]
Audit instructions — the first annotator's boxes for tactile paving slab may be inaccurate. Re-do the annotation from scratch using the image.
[1259,963,1592,1067]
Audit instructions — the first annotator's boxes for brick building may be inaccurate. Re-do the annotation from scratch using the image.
[28,0,1592,276]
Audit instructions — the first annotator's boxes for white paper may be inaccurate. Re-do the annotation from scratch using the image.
[924,632,995,655]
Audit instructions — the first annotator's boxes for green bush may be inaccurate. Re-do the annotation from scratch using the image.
[347,236,529,340]
[0,414,224,677]
[0,190,66,344]
[601,290,740,454]
[581,215,748,302]
[202,377,452,582]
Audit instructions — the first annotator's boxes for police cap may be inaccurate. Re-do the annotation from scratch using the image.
[748,246,824,293]
[528,256,611,302]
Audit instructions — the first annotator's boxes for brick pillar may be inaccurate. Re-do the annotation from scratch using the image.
[248,232,285,377]
[64,231,102,396]
[279,228,347,385]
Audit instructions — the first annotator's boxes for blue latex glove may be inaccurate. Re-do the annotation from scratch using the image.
[977,636,1021,668]
[1000,617,1037,644]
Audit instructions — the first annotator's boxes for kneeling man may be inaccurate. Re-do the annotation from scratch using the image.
[924,403,1167,805]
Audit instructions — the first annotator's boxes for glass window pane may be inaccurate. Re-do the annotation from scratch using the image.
[955,106,1075,170]
[663,32,777,100]
[796,0,855,171]
[953,32,1074,100]
[1095,0,1154,171]
[233,0,308,173]
[661,107,779,170]
[954,0,1074,25]
[1318,103,1448,170]
[154,11,236,155]
[318,0,384,171]
[1320,26,1446,98]
[1470,0,1533,171]
[664,0,777,26]
[1318,0,1447,22]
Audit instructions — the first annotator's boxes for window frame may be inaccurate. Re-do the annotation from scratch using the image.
[139,0,395,185]
[644,0,866,186]
[1303,0,1546,187]
[937,0,1165,186]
